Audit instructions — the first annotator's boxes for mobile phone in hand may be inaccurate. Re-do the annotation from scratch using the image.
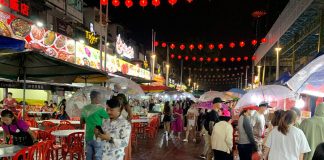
[95,125,104,134]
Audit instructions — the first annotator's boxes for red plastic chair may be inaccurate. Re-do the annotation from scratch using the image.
[60,120,72,125]
[62,132,85,160]
[28,140,52,160]
[26,119,38,128]
[41,121,57,131]
[13,147,29,160]
[36,131,62,160]
[57,124,75,130]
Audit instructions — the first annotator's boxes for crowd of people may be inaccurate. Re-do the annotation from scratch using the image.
[161,97,324,160]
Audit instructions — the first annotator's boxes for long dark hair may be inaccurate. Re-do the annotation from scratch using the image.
[239,110,248,117]
[271,110,285,127]
[313,143,324,160]
[278,110,297,135]
[164,101,171,114]
[1,110,18,124]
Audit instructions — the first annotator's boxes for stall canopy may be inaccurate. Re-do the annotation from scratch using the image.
[0,35,25,52]
[0,51,106,81]
[0,50,106,115]
[141,85,169,93]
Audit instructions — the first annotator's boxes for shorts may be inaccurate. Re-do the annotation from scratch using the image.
[188,120,195,127]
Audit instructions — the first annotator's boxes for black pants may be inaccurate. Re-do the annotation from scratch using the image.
[238,143,254,160]
[213,150,231,160]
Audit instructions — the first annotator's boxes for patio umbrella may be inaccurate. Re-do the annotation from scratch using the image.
[287,54,324,97]
[0,50,106,115]
[225,88,246,98]
[198,91,232,102]
[235,85,295,109]
[107,77,145,99]
[66,86,113,118]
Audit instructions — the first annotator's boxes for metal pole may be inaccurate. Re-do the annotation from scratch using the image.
[99,4,103,70]
[180,60,183,86]
[251,61,254,88]
[240,74,243,89]
[104,4,108,72]
[166,65,169,86]
[245,66,248,88]
[262,59,266,85]
[276,49,280,80]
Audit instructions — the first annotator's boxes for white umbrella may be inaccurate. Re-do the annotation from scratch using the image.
[182,92,197,102]
[66,86,113,118]
[107,77,145,99]
[199,91,231,102]
[235,85,295,109]
[287,55,324,97]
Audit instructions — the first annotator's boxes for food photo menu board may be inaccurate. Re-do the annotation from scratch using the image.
[75,42,101,70]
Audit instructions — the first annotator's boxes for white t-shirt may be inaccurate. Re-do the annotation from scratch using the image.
[252,112,265,138]
[265,126,311,160]
[187,107,199,121]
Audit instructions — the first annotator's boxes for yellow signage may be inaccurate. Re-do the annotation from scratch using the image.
[85,31,98,44]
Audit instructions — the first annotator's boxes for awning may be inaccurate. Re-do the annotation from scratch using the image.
[0,35,25,52]
[0,50,106,82]
[113,72,154,84]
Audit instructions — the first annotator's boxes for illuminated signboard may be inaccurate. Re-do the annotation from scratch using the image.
[0,0,30,16]
[85,30,98,44]
[116,34,134,59]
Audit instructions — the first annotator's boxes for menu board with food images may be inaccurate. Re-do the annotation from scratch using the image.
[0,10,76,64]
[75,42,101,70]
[106,54,150,79]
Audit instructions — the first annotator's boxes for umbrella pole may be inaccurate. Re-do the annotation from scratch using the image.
[22,66,26,120]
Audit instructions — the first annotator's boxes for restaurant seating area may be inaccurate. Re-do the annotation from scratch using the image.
[0,115,84,160]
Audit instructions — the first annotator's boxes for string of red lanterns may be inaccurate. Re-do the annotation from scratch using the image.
[170,54,256,62]
[106,0,193,7]
[155,38,267,50]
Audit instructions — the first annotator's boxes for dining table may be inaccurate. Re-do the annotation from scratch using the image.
[0,144,25,158]
[0,127,40,132]
[36,120,80,125]
[51,129,85,138]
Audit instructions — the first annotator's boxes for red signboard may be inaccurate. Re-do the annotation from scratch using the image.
[0,0,30,16]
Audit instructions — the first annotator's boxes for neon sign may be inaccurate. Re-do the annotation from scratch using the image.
[0,0,30,16]
[85,30,98,44]
[116,34,134,59]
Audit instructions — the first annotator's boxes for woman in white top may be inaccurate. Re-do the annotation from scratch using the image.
[264,110,311,160]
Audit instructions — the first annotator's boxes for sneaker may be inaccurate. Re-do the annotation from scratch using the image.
[183,139,188,142]
[199,154,206,159]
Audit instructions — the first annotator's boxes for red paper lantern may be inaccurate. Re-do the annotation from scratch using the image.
[252,39,257,46]
[100,0,108,5]
[180,44,185,50]
[161,42,167,48]
[261,38,267,43]
[252,56,256,61]
[187,0,193,3]
[139,0,148,7]
[170,43,176,50]
[125,0,133,8]
[154,41,159,47]
[208,44,215,50]
[239,41,245,47]
[230,57,235,62]
[229,42,235,48]
[112,0,120,6]
[168,0,177,6]
[198,44,203,50]
[177,55,182,60]
[192,56,197,61]
[237,57,241,62]
[222,57,227,62]
[152,0,160,7]
[171,54,175,59]
[214,57,219,62]
[189,44,195,50]
[199,57,204,62]
[185,56,189,61]
[244,56,249,61]
[207,57,211,62]
[218,43,224,50]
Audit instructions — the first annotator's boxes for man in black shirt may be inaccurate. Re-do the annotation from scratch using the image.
[200,97,224,159]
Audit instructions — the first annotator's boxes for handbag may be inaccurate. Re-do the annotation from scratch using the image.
[252,152,261,160]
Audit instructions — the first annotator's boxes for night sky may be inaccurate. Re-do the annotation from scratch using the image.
[84,0,289,90]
